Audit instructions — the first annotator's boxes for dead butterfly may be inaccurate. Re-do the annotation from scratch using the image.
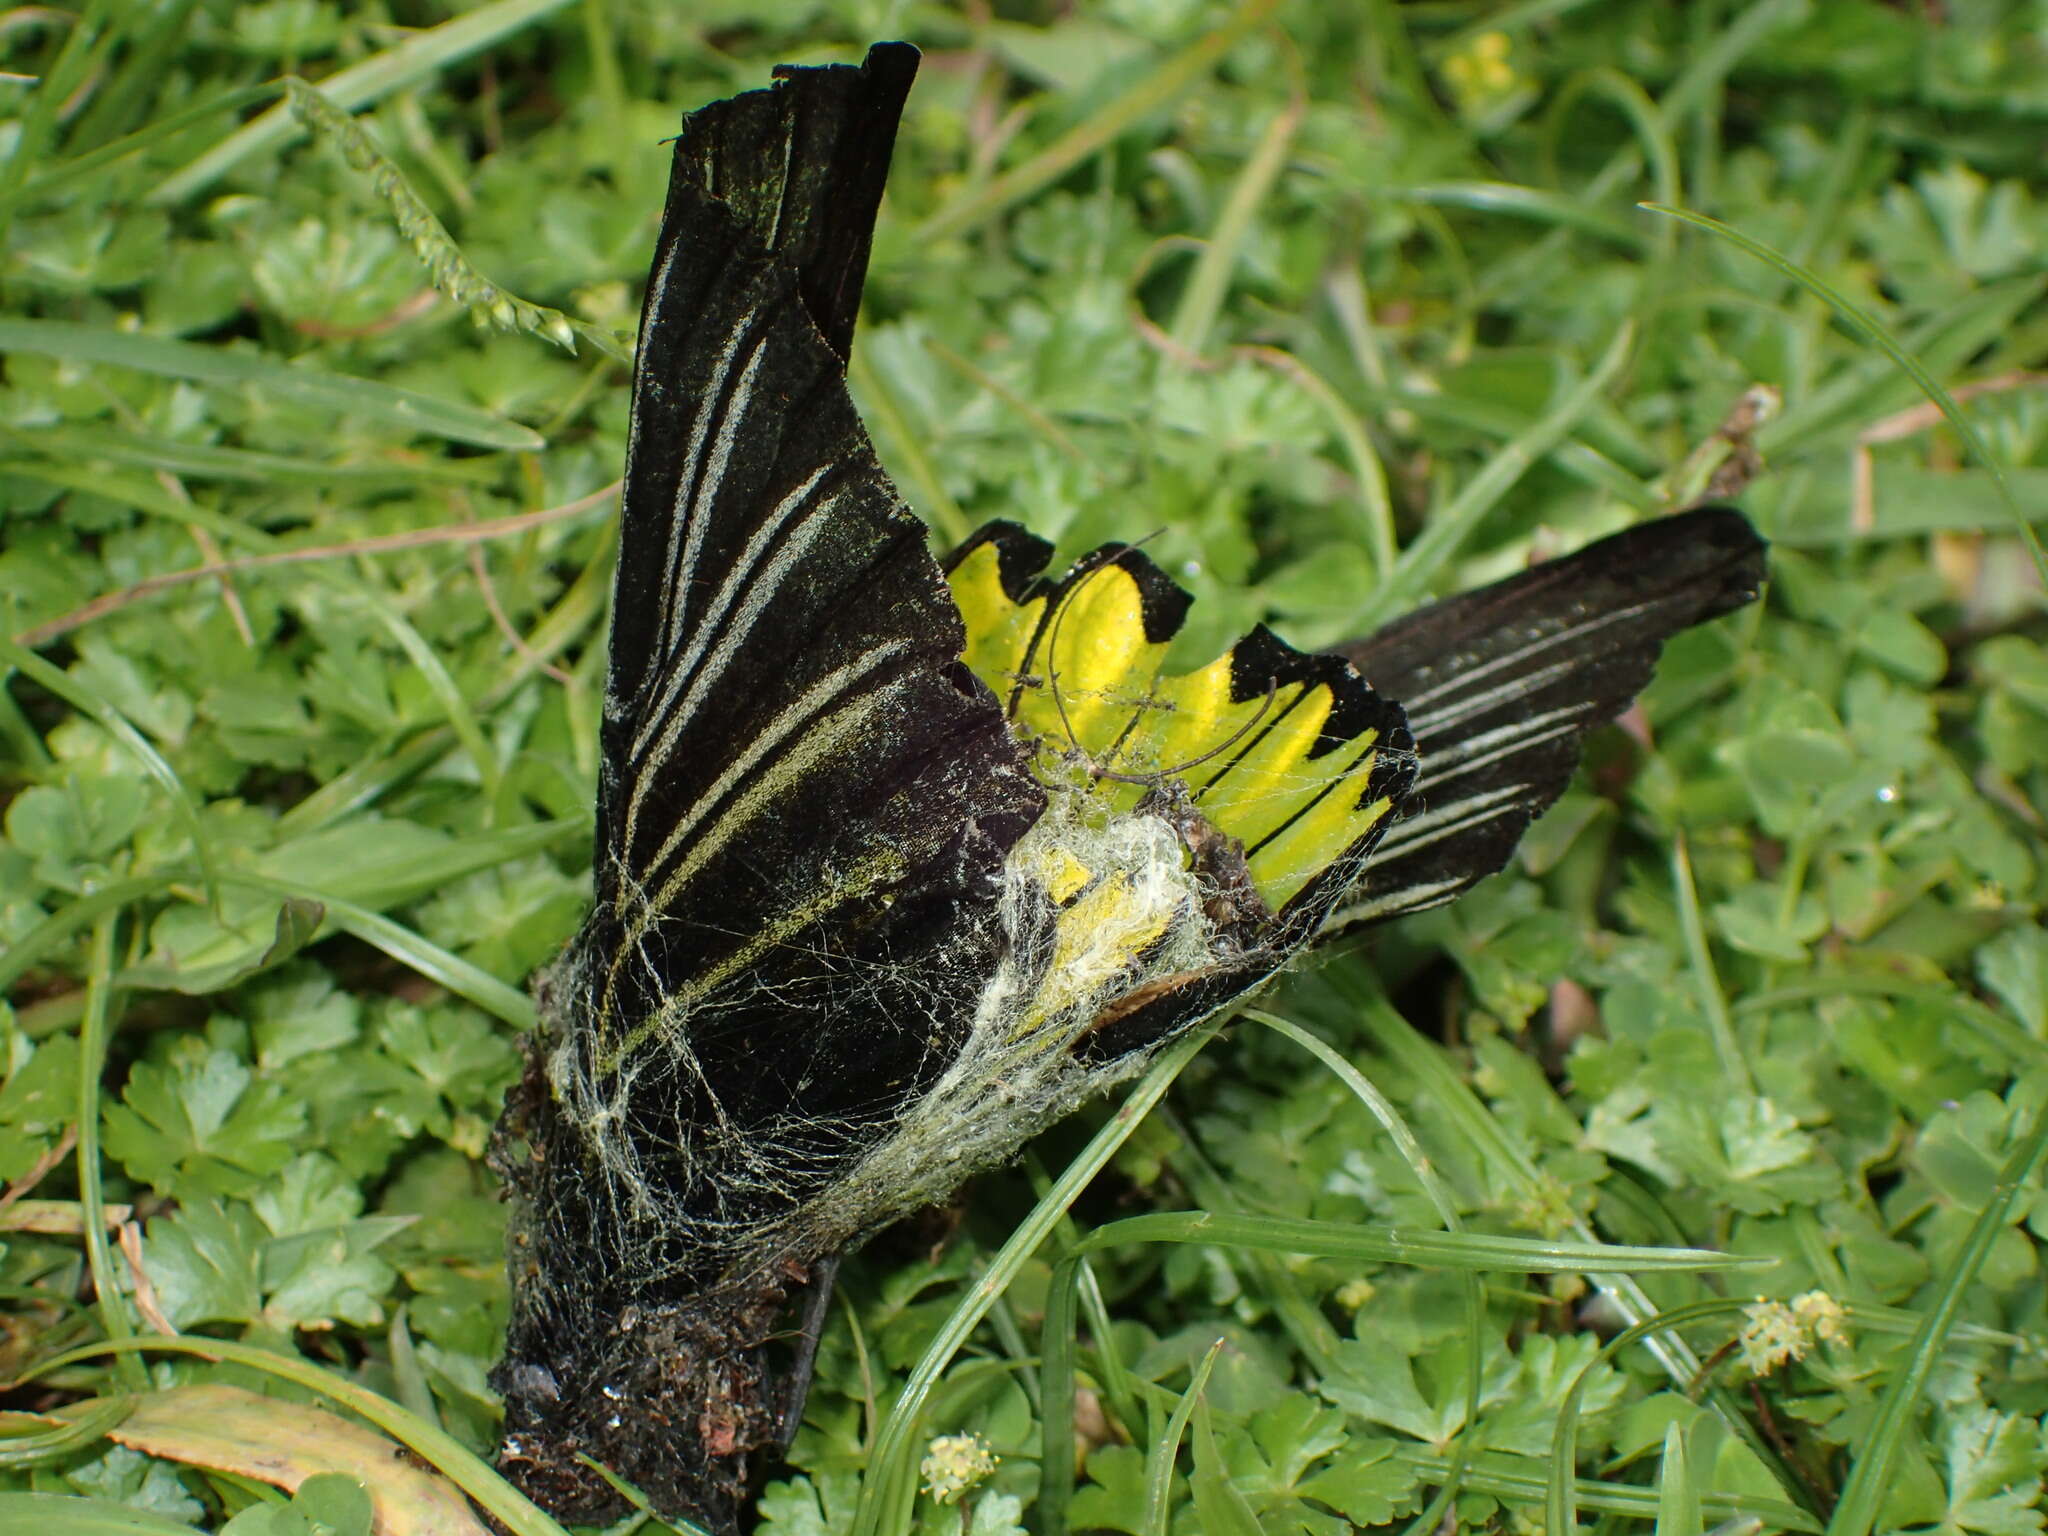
[489,41,1765,1532]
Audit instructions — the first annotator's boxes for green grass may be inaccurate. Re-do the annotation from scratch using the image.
[4,3,2047,1534]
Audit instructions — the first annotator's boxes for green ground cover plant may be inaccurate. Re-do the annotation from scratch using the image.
[2,2,2046,1534]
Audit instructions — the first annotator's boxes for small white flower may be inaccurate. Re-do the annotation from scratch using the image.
[1792,1289,1848,1347]
[921,1432,999,1505]
[1739,1290,1848,1375]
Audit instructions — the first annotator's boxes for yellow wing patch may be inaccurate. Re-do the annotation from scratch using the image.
[948,537,1402,916]
[1250,782,1394,910]
[1112,651,1276,812]
[949,540,1044,697]
[1014,563,1168,753]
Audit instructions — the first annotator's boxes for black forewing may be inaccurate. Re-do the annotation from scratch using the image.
[678,48,914,367]
[604,40,917,726]
[575,43,1043,1278]
[1325,507,1766,930]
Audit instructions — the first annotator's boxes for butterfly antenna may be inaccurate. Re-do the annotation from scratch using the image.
[1042,553,1289,789]
[1039,556,1108,769]
[1092,674,1280,786]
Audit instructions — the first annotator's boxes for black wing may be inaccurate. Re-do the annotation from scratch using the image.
[1326,507,1766,928]
[571,41,1042,1277]
[604,39,919,731]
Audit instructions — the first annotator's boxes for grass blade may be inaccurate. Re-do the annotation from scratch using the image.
[916,0,1283,244]
[857,1023,1220,1536]
[149,0,580,205]
[27,1335,582,1536]
[1142,1338,1224,1536]
[0,637,219,911]
[1642,201,2048,585]
[1825,1095,2048,1536]
[0,320,544,452]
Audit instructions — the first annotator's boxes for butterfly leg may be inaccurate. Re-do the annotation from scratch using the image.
[776,1252,841,1451]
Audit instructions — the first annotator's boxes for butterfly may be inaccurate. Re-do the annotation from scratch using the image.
[489,41,1766,1532]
